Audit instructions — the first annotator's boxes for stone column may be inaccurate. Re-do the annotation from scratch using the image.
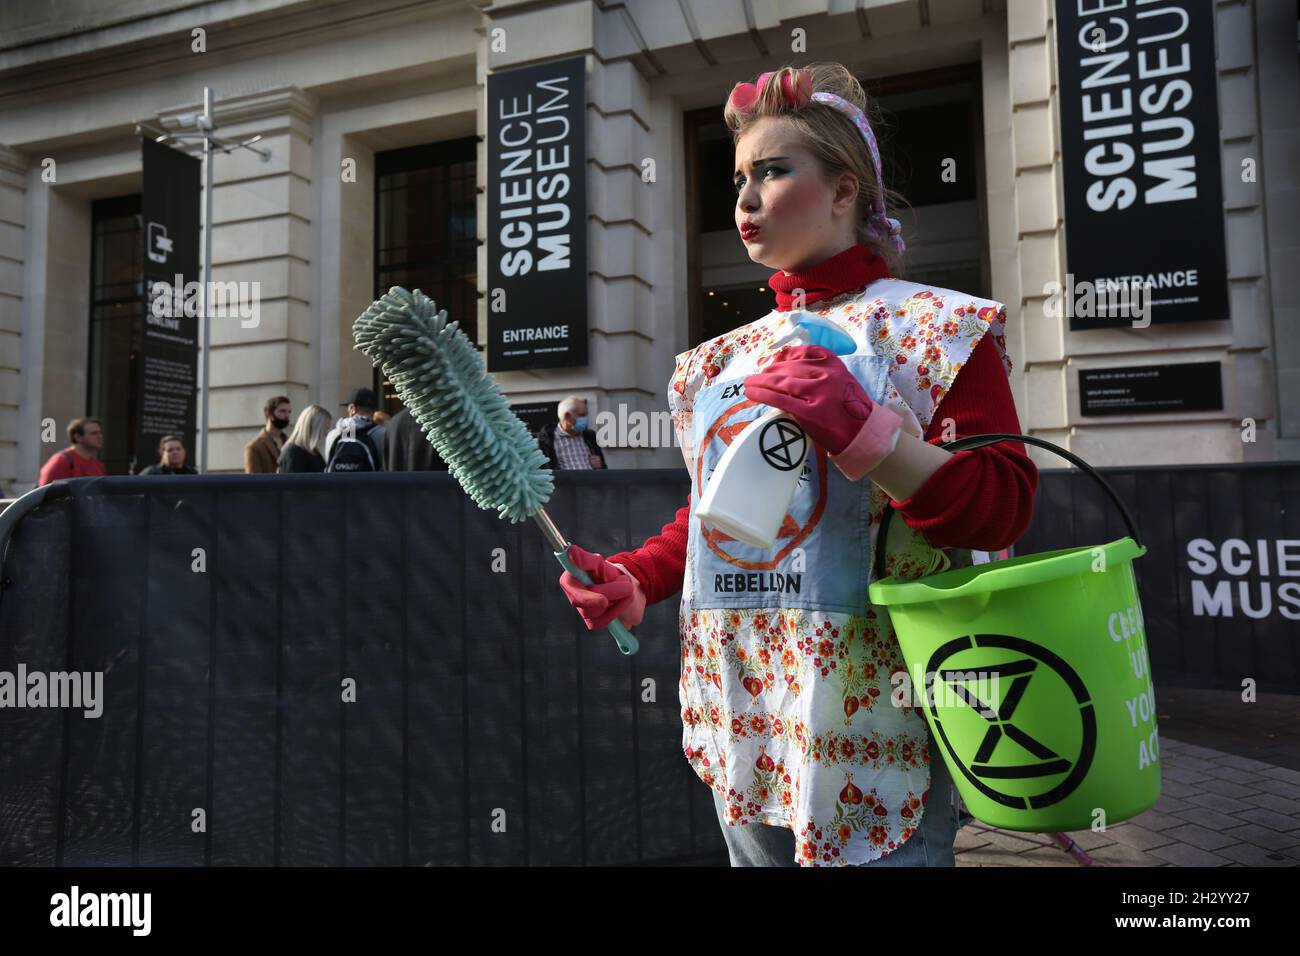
[1251,0,1300,459]
[0,146,23,493]
[0,145,26,496]
[1008,0,1068,468]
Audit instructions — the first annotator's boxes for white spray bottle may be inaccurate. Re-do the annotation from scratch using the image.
[695,313,859,548]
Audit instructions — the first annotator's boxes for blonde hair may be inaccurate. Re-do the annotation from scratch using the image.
[724,62,908,276]
[287,404,333,457]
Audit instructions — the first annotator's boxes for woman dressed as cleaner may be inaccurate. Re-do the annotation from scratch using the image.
[559,63,1038,867]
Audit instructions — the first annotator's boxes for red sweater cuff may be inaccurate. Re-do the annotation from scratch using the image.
[607,496,691,605]
[891,442,1038,551]
[889,333,1038,551]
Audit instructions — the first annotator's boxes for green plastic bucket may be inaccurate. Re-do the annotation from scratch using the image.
[868,435,1161,833]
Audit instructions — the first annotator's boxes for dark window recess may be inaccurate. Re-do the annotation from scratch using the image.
[702,285,774,345]
[373,139,479,415]
[86,194,143,475]
[695,122,738,234]
[874,99,977,207]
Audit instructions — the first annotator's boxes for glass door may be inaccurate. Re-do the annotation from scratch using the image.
[86,194,144,474]
[373,139,478,416]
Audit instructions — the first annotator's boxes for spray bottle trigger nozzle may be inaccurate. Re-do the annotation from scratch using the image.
[791,314,857,356]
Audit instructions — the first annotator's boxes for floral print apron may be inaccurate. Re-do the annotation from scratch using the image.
[668,278,1010,865]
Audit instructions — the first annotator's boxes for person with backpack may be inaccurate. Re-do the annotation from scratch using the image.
[323,388,387,473]
[38,418,108,485]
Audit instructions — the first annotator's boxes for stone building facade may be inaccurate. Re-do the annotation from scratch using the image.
[0,0,1295,491]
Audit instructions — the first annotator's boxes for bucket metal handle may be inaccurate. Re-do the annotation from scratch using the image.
[872,433,1143,579]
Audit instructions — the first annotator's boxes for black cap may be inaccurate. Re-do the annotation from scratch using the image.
[342,388,378,408]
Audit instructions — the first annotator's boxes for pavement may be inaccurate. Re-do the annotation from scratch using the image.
[955,689,1300,867]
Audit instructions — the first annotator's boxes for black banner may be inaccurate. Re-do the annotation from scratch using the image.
[139,138,200,468]
[486,56,588,371]
[1079,361,1223,416]
[1055,0,1228,329]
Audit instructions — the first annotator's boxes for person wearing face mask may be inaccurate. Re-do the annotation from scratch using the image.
[243,395,293,474]
[534,396,607,470]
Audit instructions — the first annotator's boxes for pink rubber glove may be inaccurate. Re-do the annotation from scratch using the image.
[743,344,875,453]
[744,343,903,480]
[558,543,648,631]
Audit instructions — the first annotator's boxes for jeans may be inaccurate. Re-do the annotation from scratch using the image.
[711,731,960,867]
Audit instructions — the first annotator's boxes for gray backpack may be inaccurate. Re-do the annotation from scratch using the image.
[325,421,380,473]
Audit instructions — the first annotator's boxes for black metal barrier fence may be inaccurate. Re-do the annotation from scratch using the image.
[0,462,1295,865]
[0,471,718,867]
[1016,461,1299,695]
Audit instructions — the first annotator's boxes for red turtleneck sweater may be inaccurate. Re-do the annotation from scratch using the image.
[608,244,1039,604]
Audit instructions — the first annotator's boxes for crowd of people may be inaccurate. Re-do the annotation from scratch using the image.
[33,391,611,487]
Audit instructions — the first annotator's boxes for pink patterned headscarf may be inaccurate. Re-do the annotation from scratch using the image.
[728,69,904,257]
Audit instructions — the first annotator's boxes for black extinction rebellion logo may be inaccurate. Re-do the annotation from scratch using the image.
[758,418,807,472]
[925,634,1097,810]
